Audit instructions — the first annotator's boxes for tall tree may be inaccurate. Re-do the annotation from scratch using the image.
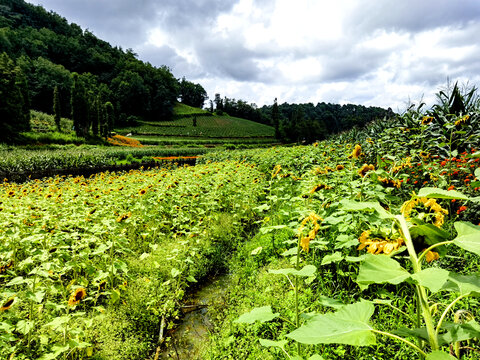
[70,72,88,137]
[53,85,61,131]
[214,93,223,114]
[104,101,114,137]
[272,97,279,139]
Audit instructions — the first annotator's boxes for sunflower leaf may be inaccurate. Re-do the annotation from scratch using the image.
[417,187,469,200]
[453,222,480,256]
[286,301,376,345]
[425,351,457,360]
[234,306,279,324]
[357,254,411,289]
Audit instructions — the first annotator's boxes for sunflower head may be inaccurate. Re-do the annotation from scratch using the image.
[358,229,404,255]
[350,144,362,159]
[0,297,15,312]
[68,287,87,307]
[421,116,434,125]
[298,213,323,252]
[358,164,375,177]
[425,250,440,263]
[401,197,448,228]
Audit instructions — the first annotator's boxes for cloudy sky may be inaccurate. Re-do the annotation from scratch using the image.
[26,0,480,111]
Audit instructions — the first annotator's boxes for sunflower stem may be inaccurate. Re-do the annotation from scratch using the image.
[395,214,439,351]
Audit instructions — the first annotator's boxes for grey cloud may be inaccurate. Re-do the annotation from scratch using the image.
[347,0,480,34]
[26,0,239,48]
[27,0,163,47]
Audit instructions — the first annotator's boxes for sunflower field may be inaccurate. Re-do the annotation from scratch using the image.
[0,161,266,359]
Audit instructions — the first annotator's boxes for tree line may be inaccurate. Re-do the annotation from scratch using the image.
[211,93,392,143]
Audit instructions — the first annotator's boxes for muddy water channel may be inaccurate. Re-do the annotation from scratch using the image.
[158,274,231,359]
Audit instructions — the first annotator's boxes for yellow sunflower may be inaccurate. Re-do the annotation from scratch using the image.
[68,287,87,307]
[401,197,448,228]
[358,230,404,255]
[0,297,15,312]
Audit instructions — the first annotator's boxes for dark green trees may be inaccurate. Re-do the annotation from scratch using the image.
[179,77,208,108]
[0,52,30,141]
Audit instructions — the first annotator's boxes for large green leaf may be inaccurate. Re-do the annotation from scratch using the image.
[308,355,325,360]
[258,339,288,348]
[417,187,469,200]
[357,254,411,289]
[286,301,376,346]
[411,268,450,293]
[234,306,279,324]
[339,200,392,219]
[321,252,343,266]
[442,273,480,296]
[438,320,480,345]
[425,351,457,360]
[317,296,345,309]
[410,220,451,246]
[269,265,317,277]
[453,222,480,256]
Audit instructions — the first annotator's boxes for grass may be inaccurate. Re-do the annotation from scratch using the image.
[173,102,211,118]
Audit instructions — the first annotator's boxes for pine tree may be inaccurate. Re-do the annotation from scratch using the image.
[53,85,61,131]
[272,97,280,139]
[71,73,88,137]
[104,101,114,137]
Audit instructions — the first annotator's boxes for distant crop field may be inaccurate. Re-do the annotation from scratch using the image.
[117,115,275,138]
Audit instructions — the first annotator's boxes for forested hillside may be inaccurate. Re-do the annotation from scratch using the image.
[0,0,207,141]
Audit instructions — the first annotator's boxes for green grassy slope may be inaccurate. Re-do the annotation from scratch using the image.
[117,103,275,139]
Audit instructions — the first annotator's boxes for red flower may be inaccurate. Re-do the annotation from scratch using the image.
[448,185,454,190]
[457,206,467,215]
